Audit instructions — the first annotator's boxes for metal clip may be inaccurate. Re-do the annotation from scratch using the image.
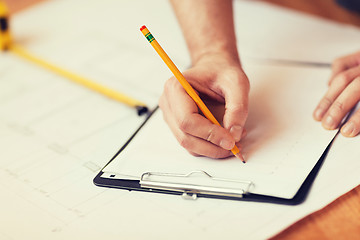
[140,170,254,200]
[182,191,197,200]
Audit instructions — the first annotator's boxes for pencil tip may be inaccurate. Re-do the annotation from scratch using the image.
[235,153,246,163]
[136,105,149,116]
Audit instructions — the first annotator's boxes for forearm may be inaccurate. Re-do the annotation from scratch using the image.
[170,0,240,65]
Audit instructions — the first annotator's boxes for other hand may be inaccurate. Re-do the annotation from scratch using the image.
[313,51,360,137]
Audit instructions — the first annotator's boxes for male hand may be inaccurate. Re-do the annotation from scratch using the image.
[159,53,249,158]
[313,51,360,137]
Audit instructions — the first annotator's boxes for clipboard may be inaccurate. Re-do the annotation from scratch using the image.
[93,64,340,205]
[93,106,334,205]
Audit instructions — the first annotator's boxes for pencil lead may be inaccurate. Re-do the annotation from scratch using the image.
[136,105,149,116]
[235,152,246,163]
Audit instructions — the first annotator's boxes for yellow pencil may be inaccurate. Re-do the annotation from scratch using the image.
[0,1,12,50]
[140,25,245,163]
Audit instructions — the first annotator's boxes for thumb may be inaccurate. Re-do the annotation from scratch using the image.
[221,72,249,142]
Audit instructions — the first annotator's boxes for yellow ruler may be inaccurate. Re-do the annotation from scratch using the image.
[0,1,148,116]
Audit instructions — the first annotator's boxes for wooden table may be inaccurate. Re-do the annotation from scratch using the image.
[4,0,360,239]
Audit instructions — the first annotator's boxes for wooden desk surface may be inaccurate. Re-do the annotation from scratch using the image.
[4,0,360,239]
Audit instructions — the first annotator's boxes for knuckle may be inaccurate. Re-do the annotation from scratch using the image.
[332,57,344,68]
[319,97,333,109]
[164,77,180,92]
[330,101,345,114]
[163,78,174,92]
[206,125,218,143]
[336,72,351,85]
[178,135,191,149]
[178,117,192,133]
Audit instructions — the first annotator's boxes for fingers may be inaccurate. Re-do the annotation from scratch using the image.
[314,75,360,133]
[341,109,360,137]
[317,53,360,137]
[160,77,238,158]
[314,67,360,121]
[329,51,360,86]
[177,114,236,150]
[322,79,360,130]
[168,114,235,159]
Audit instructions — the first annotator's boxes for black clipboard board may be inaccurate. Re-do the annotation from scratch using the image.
[93,106,334,205]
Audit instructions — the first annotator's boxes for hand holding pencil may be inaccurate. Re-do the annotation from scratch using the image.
[140,26,249,161]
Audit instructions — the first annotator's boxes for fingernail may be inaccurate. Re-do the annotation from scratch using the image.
[324,115,335,129]
[314,108,325,120]
[220,139,234,150]
[341,122,355,136]
[230,125,243,142]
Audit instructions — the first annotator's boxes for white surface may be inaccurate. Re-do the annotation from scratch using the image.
[234,0,360,63]
[0,0,359,240]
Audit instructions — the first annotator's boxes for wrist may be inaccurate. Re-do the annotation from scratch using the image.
[192,50,241,68]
